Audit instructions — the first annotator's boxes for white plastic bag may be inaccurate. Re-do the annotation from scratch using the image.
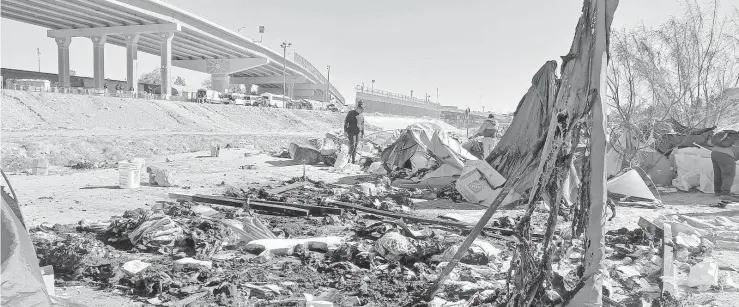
[334,144,349,169]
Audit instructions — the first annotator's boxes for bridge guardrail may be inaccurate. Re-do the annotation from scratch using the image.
[293,52,344,103]
[355,85,441,106]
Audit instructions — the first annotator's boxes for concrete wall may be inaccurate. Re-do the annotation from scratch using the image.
[1,68,149,91]
[356,91,440,118]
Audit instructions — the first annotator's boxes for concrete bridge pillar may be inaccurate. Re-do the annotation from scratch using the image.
[157,32,175,99]
[211,73,229,93]
[89,35,106,89]
[124,33,140,92]
[54,37,71,88]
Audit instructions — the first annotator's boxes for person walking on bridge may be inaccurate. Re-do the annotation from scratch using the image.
[472,114,498,159]
[344,100,365,164]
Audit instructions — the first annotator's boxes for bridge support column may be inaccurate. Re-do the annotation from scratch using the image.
[90,35,106,89]
[157,32,174,99]
[211,73,229,93]
[124,33,140,92]
[54,37,71,88]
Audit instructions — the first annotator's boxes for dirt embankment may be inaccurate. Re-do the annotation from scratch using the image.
[1,90,344,171]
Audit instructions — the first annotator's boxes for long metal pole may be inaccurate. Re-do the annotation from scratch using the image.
[282,46,287,97]
[326,65,331,103]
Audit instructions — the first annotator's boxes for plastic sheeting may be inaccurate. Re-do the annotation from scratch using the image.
[386,127,479,189]
[2,195,52,306]
[607,169,657,200]
[672,147,739,194]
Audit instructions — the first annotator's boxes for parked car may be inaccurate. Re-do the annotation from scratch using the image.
[326,104,340,112]
[224,93,246,105]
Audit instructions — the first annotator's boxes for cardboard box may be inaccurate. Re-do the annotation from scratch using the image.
[456,160,507,204]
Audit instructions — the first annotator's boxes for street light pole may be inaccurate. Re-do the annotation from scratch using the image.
[371,80,375,92]
[280,41,291,98]
[410,90,413,101]
[326,65,331,103]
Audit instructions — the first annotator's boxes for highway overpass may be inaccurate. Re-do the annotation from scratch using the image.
[0,0,344,104]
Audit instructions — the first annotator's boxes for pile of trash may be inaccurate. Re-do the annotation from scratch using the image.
[594,213,739,306]
[29,191,518,306]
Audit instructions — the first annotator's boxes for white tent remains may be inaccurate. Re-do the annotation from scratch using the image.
[672,147,739,194]
[381,123,478,189]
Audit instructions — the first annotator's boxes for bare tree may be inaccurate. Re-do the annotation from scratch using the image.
[606,0,739,169]
[200,78,212,90]
[635,0,739,128]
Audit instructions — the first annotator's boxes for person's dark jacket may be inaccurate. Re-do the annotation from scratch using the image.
[344,110,365,136]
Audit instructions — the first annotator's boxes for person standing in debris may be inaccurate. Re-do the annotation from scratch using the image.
[710,130,739,201]
[344,100,365,164]
[472,114,498,159]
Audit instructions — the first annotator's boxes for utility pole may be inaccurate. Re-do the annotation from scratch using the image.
[410,90,413,101]
[436,87,439,103]
[37,48,41,72]
[325,65,331,103]
[371,80,375,92]
[280,41,292,98]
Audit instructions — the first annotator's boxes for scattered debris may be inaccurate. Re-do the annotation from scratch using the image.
[147,166,176,187]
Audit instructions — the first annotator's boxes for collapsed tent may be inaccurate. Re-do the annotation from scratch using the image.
[1,171,84,306]
[381,124,478,189]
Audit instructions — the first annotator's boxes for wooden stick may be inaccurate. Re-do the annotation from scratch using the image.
[422,186,512,301]
[169,193,309,217]
[323,199,525,236]
[266,181,308,195]
[250,198,343,216]
[661,222,677,297]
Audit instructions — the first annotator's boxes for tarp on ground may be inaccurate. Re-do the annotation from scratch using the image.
[607,169,657,200]
[672,147,739,194]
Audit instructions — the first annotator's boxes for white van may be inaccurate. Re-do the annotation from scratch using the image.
[260,93,290,108]
[196,89,224,104]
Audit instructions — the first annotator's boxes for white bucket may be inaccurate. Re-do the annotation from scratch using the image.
[130,158,146,180]
[32,158,50,176]
[118,162,140,189]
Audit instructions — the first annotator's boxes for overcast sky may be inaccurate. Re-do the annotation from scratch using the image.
[2,0,736,112]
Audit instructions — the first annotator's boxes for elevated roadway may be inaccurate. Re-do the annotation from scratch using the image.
[0,0,344,103]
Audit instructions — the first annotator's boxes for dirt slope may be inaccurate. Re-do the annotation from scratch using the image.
[1,90,343,171]
[1,90,342,133]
